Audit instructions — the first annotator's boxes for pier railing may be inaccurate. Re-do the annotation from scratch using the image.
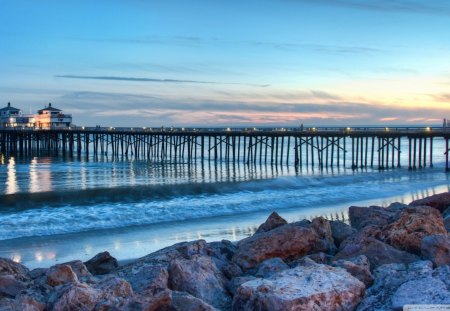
[1,126,449,170]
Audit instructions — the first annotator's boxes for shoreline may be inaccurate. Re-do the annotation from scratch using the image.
[1,192,449,310]
[1,182,449,269]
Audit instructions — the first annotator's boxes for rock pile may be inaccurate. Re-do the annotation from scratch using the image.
[1,194,450,310]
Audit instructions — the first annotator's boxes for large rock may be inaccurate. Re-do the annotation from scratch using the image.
[84,251,118,275]
[226,276,257,296]
[233,221,331,270]
[0,258,30,282]
[119,263,168,295]
[357,260,450,310]
[171,291,217,311]
[409,192,450,212]
[0,275,26,297]
[46,264,78,287]
[169,255,231,310]
[421,234,450,267]
[335,236,419,269]
[255,258,289,278]
[330,220,356,247]
[233,264,365,311]
[94,277,134,309]
[382,206,447,254]
[332,255,374,287]
[349,205,399,230]
[48,283,98,311]
[255,212,287,234]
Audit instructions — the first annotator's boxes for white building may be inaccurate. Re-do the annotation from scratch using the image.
[0,102,72,129]
[34,103,72,129]
[0,102,33,128]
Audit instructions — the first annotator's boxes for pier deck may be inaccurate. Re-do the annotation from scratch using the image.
[1,126,449,170]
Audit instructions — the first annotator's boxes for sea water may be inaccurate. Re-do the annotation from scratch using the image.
[0,137,449,268]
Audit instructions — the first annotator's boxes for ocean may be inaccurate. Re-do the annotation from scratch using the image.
[0,137,449,269]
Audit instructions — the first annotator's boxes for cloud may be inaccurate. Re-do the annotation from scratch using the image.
[431,93,450,103]
[56,75,270,88]
[298,0,450,16]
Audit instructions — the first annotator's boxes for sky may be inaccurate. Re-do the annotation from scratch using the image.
[0,0,450,127]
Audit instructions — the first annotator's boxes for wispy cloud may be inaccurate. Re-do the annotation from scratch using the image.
[56,75,270,88]
[299,0,450,16]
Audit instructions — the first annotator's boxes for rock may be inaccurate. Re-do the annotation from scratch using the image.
[84,251,118,275]
[28,268,47,280]
[46,264,78,287]
[421,234,450,267]
[10,294,46,311]
[335,237,419,269]
[311,217,336,254]
[0,275,26,297]
[332,255,374,287]
[226,276,257,296]
[445,214,450,232]
[382,206,447,254]
[94,277,134,309]
[221,262,243,279]
[356,260,450,310]
[349,205,399,230]
[330,220,356,247]
[391,276,450,309]
[409,192,450,212]
[255,258,289,278]
[169,255,231,310]
[118,263,168,295]
[49,283,98,311]
[0,258,29,282]
[232,264,365,311]
[233,223,325,270]
[255,212,287,234]
[208,240,242,278]
[124,290,172,311]
[171,291,217,311]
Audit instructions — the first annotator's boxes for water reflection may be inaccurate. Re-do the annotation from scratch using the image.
[6,157,18,194]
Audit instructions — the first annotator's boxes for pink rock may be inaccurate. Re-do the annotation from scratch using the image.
[409,192,450,212]
[46,264,78,287]
[255,212,287,234]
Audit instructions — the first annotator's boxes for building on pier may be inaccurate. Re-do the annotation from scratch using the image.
[35,103,72,129]
[0,102,33,128]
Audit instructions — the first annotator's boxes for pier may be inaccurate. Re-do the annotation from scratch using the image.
[1,126,450,171]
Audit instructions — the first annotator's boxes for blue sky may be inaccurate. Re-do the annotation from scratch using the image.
[1,0,449,126]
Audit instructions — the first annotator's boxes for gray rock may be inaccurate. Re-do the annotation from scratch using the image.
[48,283,98,311]
[357,260,450,311]
[255,212,287,234]
[226,276,257,296]
[444,214,450,232]
[332,255,374,287]
[255,258,289,278]
[0,275,26,297]
[169,255,231,310]
[391,277,450,309]
[349,205,399,230]
[84,251,118,275]
[330,220,356,247]
[233,264,365,311]
[118,263,168,295]
[421,234,450,267]
[171,291,218,311]
[0,258,29,282]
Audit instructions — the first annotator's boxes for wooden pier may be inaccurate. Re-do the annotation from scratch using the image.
[1,126,449,170]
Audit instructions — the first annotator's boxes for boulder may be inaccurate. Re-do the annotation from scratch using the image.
[94,277,134,309]
[226,276,257,296]
[330,220,356,247]
[169,255,231,310]
[0,275,26,297]
[391,277,450,309]
[409,192,450,212]
[332,255,374,287]
[349,205,399,230]
[255,212,287,234]
[84,251,118,275]
[233,264,365,311]
[48,283,98,311]
[123,290,172,311]
[221,262,243,279]
[118,263,168,295]
[255,258,289,278]
[171,291,218,311]
[335,236,419,269]
[233,222,326,270]
[421,234,450,267]
[46,264,78,287]
[0,258,30,282]
[311,217,336,254]
[358,260,450,310]
[382,206,447,253]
